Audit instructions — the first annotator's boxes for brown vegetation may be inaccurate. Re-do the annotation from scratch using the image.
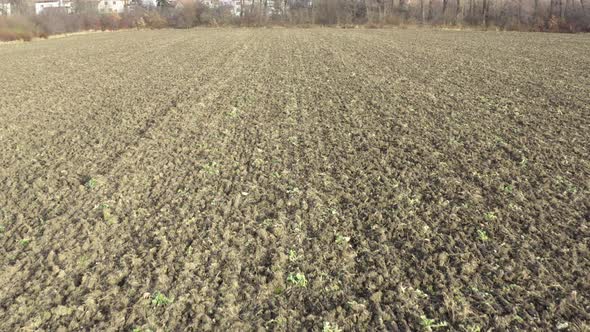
[0,7,169,41]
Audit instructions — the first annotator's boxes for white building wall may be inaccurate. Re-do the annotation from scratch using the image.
[97,0,126,13]
[230,0,274,16]
[0,2,10,15]
[35,0,72,14]
[36,1,59,14]
[232,0,254,16]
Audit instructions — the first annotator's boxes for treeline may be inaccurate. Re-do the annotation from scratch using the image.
[153,0,590,31]
[0,11,154,41]
[300,0,589,31]
[1,0,588,42]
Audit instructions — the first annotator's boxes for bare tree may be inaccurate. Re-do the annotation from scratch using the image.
[483,0,489,25]
[11,0,31,14]
[0,0,9,15]
[533,0,539,20]
[420,0,425,22]
[559,0,563,18]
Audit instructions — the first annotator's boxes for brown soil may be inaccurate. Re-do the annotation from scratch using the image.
[0,28,589,331]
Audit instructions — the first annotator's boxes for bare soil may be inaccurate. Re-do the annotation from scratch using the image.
[0,28,589,331]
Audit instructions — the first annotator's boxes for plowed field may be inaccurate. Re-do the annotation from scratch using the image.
[1,28,589,331]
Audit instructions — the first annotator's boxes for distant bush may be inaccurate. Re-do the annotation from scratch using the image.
[0,29,33,41]
[35,10,70,34]
[143,11,168,29]
[100,13,122,30]
[82,13,102,30]
[0,11,153,41]
[0,15,37,41]
[120,12,141,29]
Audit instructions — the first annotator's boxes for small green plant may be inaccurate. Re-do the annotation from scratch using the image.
[420,315,448,331]
[274,286,284,295]
[151,292,172,306]
[500,184,513,193]
[228,107,239,118]
[98,203,117,224]
[253,158,265,168]
[78,255,90,268]
[288,249,299,262]
[0,224,5,233]
[484,212,497,221]
[132,328,154,332]
[202,162,219,175]
[335,234,350,245]
[287,272,308,287]
[323,321,342,332]
[286,187,301,195]
[288,136,299,146]
[414,288,429,299]
[326,282,340,292]
[465,325,482,332]
[85,178,98,189]
[346,300,366,311]
[565,185,578,194]
[261,218,275,227]
[265,317,286,328]
[177,188,190,196]
[19,238,31,247]
[477,229,489,241]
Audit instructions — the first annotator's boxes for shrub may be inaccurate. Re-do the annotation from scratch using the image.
[143,11,167,29]
[35,10,69,35]
[0,29,33,41]
[100,13,122,30]
[83,13,102,30]
[0,15,37,41]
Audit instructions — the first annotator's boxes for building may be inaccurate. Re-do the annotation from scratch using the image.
[229,0,277,16]
[231,0,240,15]
[97,0,127,13]
[35,0,73,14]
[0,2,10,15]
[231,0,253,16]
